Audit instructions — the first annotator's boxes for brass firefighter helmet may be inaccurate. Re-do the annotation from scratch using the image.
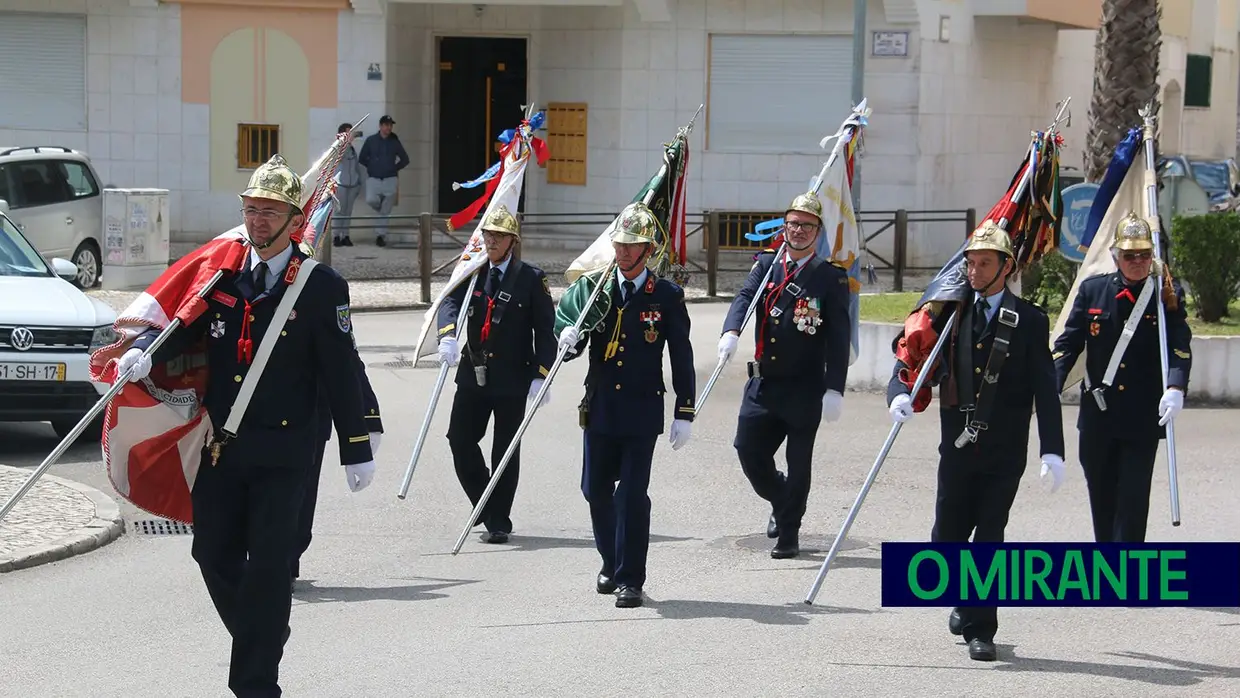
[610,202,660,245]
[480,203,520,239]
[965,219,1015,258]
[1112,211,1155,252]
[786,191,823,223]
[240,154,303,212]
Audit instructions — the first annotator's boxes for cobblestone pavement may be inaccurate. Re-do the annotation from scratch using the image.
[0,464,124,572]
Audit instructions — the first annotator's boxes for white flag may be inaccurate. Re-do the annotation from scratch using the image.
[812,155,864,365]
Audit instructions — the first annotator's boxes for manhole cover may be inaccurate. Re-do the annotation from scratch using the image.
[380,359,419,369]
[131,519,194,536]
[733,533,869,555]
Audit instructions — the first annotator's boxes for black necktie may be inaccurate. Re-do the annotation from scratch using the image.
[622,280,635,302]
[487,267,502,298]
[253,262,268,299]
[973,296,990,337]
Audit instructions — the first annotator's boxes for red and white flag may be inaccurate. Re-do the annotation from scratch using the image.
[89,237,248,523]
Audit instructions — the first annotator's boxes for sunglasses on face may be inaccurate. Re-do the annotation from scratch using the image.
[1121,251,1153,262]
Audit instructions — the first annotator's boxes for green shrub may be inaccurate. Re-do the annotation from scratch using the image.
[1169,213,1240,322]
[1021,249,1078,313]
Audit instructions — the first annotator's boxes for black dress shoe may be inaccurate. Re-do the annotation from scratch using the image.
[615,586,643,608]
[948,609,963,636]
[479,531,509,544]
[968,638,997,661]
[375,235,386,247]
[596,571,617,594]
[771,532,799,559]
[766,514,779,539]
[342,236,354,247]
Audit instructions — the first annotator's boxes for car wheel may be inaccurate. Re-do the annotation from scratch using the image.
[71,240,101,289]
[51,414,104,443]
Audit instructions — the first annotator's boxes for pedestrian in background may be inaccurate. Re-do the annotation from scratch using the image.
[358,115,409,248]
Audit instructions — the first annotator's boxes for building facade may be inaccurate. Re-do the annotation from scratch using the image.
[5,0,1229,268]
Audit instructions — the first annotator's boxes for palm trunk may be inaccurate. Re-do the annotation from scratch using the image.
[1084,0,1163,182]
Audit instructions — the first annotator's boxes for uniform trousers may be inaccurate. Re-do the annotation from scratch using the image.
[191,449,306,698]
[582,431,658,589]
[733,381,820,535]
[447,387,526,534]
[930,440,1025,644]
[290,436,329,580]
[1079,432,1159,543]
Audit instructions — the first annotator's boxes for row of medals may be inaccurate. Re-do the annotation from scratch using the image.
[795,299,822,335]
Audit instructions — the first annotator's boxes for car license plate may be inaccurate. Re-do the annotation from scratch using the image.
[0,362,67,381]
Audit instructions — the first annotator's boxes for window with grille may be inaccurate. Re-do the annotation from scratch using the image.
[1185,54,1212,108]
[237,124,281,169]
[545,103,587,185]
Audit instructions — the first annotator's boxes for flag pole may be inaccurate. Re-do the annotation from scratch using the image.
[0,270,227,524]
[693,100,870,419]
[803,97,1072,605]
[1138,102,1181,527]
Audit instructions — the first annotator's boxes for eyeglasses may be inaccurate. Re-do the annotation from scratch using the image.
[240,207,290,222]
[784,221,820,232]
[1120,251,1153,261]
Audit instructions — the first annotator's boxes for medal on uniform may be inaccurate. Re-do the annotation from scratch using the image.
[210,320,225,338]
[1089,321,1100,336]
[641,311,660,343]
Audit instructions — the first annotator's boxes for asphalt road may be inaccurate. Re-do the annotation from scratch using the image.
[2,305,1239,697]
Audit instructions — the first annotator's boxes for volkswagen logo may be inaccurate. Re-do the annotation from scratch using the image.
[9,327,34,352]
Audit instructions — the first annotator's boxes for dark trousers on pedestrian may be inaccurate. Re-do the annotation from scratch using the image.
[447,388,526,534]
[1079,433,1159,543]
[733,392,820,538]
[191,450,306,698]
[582,431,658,589]
[290,437,329,580]
[931,453,1024,644]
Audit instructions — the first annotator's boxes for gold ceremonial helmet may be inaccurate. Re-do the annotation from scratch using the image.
[786,191,824,223]
[965,219,1015,258]
[610,202,660,245]
[1112,211,1155,252]
[240,154,303,212]
[480,203,520,240]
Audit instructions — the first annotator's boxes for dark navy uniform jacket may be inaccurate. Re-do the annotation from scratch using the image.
[134,248,374,470]
[564,270,696,436]
[1053,271,1192,440]
[436,258,557,397]
[316,344,382,443]
[724,250,851,422]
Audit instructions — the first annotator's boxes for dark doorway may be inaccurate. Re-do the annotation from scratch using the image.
[436,36,528,215]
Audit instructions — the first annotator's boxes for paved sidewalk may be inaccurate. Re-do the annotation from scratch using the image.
[0,464,124,573]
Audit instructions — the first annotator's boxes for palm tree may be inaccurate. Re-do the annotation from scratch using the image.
[1084,0,1163,182]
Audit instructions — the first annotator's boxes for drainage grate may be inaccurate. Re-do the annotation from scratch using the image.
[131,519,195,536]
[381,359,419,369]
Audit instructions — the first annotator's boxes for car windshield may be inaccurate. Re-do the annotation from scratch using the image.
[0,214,51,277]
[1190,162,1231,193]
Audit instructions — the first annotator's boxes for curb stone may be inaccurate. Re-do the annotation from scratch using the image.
[0,466,126,573]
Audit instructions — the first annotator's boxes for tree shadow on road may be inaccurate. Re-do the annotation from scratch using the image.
[292,576,478,604]
[643,597,878,626]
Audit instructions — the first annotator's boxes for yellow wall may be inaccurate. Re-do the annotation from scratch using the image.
[1163,0,1193,39]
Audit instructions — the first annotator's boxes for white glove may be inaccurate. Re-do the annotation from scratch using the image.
[558,326,581,356]
[1040,453,1066,493]
[369,432,382,457]
[1158,388,1184,426]
[822,390,843,423]
[438,336,461,366]
[116,347,152,383]
[668,419,692,450]
[718,332,739,363]
[528,378,551,408]
[889,393,913,424]
[345,460,376,492]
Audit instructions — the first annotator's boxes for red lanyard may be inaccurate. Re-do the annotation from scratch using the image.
[480,295,496,343]
[237,300,255,364]
[755,254,811,360]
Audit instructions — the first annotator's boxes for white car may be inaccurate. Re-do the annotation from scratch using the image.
[0,146,105,289]
[0,207,116,440]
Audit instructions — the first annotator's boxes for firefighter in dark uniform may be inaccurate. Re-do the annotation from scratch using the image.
[436,203,557,544]
[291,303,384,586]
[556,202,696,609]
[716,192,852,560]
[1052,211,1191,543]
[115,155,376,697]
[886,221,1065,663]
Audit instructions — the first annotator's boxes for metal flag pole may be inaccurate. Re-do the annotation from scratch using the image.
[0,270,227,524]
[803,97,1072,605]
[693,100,871,418]
[447,107,702,554]
[396,270,480,500]
[1138,102,1181,527]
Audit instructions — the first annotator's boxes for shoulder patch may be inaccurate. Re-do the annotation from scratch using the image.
[336,304,352,333]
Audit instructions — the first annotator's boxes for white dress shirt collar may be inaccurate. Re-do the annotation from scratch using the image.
[615,267,648,299]
[248,243,295,290]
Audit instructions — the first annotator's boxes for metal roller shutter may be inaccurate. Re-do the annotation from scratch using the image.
[708,34,854,152]
[0,12,87,131]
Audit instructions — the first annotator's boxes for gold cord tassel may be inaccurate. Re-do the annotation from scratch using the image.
[604,308,624,361]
